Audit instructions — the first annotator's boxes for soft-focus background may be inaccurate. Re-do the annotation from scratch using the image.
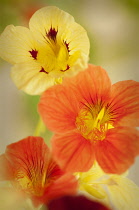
[0,0,139,184]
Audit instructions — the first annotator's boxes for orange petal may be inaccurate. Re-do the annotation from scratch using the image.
[109,80,139,127]
[5,137,53,188]
[64,64,111,105]
[52,131,95,172]
[38,83,79,133]
[95,127,139,174]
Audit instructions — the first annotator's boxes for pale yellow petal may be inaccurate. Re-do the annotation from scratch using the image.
[106,175,139,210]
[76,163,108,203]
[63,22,90,55]
[11,62,55,95]
[79,162,105,183]
[0,25,38,64]
[29,6,74,41]
[77,163,139,210]
[82,183,106,199]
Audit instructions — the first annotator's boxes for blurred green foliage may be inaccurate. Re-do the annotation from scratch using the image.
[118,0,139,14]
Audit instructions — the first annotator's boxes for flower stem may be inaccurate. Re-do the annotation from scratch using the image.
[33,117,46,136]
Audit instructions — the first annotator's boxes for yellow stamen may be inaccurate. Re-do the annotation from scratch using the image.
[93,107,105,129]
[55,77,63,84]
[76,105,114,141]
[82,183,106,199]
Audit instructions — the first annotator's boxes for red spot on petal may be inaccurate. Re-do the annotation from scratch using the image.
[29,49,38,60]
[47,28,57,41]
[64,41,70,52]
[60,65,70,72]
[40,67,49,74]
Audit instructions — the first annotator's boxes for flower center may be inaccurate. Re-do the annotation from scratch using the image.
[15,170,48,197]
[29,27,81,77]
[76,106,114,141]
[39,27,73,75]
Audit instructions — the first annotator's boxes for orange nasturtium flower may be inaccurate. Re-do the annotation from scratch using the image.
[0,6,89,95]
[0,136,78,207]
[38,64,139,174]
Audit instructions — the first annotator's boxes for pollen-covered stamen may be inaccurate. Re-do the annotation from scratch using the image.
[40,67,49,74]
[47,27,58,41]
[29,49,38,60]
[76,106,114,141]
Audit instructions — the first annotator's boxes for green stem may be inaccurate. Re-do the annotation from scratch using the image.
[33,117,46,136]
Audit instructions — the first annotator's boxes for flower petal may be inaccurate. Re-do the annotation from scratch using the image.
[95,127,139,174]
[29,6,74,41]
[11,62,55,95]
[0,25,38,64]
[52,131,95,172]
[67,64,112,105]
[29,6,89,57]
[38,82,80,133]
[106,175,139,210]
[109,80,139,127]
[4,136,51,182]
[33,173,78,206]
[47,195,110,210]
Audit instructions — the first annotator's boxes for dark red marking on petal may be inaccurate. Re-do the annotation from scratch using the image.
[29,49,38,60]
[47,28,58,41]
[40,67,49,74]
[64,41,70,52]
[60,65,70,72]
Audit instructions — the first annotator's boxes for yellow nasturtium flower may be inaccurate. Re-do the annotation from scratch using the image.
[76,162,139,210]
[0,6,90,95]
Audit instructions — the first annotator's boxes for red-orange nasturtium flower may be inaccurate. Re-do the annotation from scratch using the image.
[0,136,78,207]
[38,64,139,174]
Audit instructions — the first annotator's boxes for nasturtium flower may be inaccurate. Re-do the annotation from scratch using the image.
[38,64,139,174]
[0,6,89,95]
[0,136,78,207]
[47,195,110,210]
[76,162,139,210]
